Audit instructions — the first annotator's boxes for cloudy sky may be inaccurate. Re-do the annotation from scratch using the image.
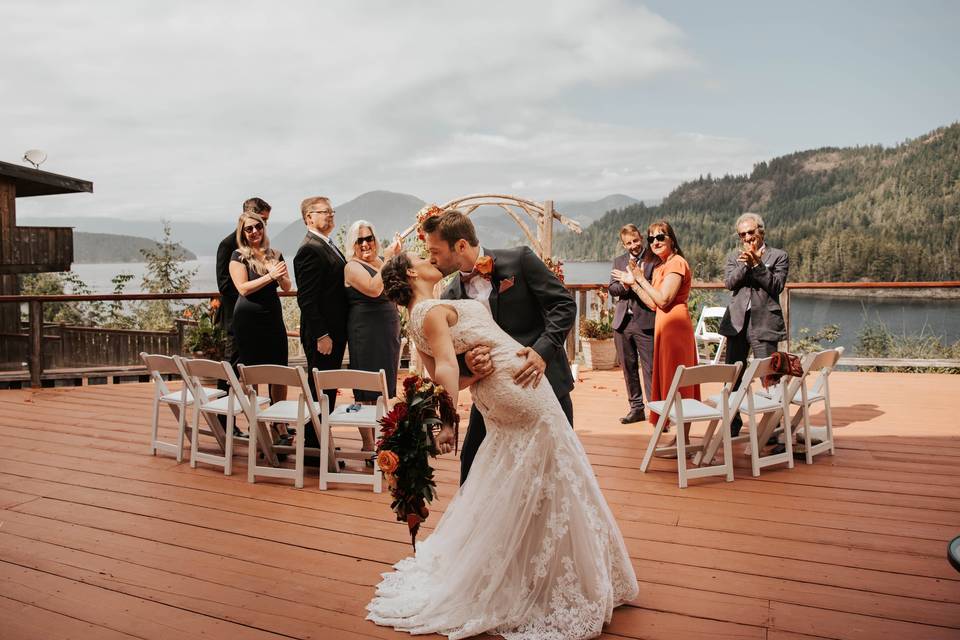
[3,0,958,224]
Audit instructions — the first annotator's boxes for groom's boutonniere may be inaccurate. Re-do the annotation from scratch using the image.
[498,276,515,294]
[474,255,495,279]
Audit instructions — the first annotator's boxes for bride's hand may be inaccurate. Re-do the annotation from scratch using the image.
[465,345,494,378]
[435,426,456,455]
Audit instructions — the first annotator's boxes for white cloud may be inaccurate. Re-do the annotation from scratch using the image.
[1,1,757,223]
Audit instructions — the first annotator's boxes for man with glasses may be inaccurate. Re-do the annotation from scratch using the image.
[215,197,271,425]
[719,212,789,436]
[294,196,348,447]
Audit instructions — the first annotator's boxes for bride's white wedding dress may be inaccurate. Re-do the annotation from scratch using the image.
[367,298,638,639]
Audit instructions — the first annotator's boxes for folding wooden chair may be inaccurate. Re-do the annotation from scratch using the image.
[641,363,741,488]
[140,352,226,462]
[699,357,794,476]
[175,356,269,475]
[239,364,333,489]
[313,369,388,492]
[694,306,728,364]
[786,347,843,464]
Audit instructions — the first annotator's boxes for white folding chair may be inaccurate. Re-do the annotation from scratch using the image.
[694,306,728,364]
[785,347,843,464]
[641,363,741,488]
[175,356,269,475]
[699,357,794,476]
[312,369,388,492]
[239,364,333,489]
[141,352,226,462]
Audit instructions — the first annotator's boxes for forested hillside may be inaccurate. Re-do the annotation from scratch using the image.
[554,124,960,281]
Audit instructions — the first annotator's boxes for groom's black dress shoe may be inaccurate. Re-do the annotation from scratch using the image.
[620,410,646,424]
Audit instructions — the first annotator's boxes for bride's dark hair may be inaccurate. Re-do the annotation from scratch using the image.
[381,253,414,306]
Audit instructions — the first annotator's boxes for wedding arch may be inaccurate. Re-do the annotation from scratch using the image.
[401,194,582,260]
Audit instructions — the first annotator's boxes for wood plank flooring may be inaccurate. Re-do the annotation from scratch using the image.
[1,370,958,639]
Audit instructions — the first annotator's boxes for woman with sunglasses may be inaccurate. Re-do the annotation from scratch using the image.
[229,212,293,440]
[612,220,700,454]
[343,220,402,453]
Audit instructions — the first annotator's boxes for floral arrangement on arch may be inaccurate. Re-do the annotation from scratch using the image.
[416,204,444,241]
[544,256,565,283]
[376,374,459,549]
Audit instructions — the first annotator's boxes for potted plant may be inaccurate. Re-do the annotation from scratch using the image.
[579,288,616,370]
[184,299,226,360]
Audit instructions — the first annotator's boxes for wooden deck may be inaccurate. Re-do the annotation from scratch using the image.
[1,370,959,639]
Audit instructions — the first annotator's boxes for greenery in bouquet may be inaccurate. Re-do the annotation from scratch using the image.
[184,299,226,358]
[579,287,614,340]
[376,374,459,549]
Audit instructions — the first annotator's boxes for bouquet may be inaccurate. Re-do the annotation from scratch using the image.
[377,374,459,549]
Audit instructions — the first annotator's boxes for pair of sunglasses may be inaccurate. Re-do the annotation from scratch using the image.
[355,234,376,245]
[243,222,264,234]
[646,233,667,244]
[738,228,759,239]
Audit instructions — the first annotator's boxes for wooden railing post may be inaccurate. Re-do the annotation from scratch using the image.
[781,287,791,351]
[28,299,42,387]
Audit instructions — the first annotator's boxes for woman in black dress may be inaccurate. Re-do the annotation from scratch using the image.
[229,212,293,435]
[343,220,401,452]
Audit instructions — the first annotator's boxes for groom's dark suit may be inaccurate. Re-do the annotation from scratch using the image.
[294,231,347,446]
[443,246,577,485]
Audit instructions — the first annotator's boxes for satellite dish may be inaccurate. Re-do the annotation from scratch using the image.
[23,149,47,169]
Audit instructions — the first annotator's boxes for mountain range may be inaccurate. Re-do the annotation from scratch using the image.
[73,232,196,263]
[19,192,642,261]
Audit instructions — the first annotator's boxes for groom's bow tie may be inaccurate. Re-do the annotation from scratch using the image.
[461,255,494,285]
[460,268,489,285]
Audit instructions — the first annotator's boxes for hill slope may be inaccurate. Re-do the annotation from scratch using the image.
[73,232,196,263]
[554,123,960,281]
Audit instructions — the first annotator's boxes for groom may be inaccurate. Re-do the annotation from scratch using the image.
[422,210,577,485]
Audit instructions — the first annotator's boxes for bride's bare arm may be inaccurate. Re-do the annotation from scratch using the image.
[422,306,462,394]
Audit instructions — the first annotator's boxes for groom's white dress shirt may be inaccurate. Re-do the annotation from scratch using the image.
[460,247,493,314]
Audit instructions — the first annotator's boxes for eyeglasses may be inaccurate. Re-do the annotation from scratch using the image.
[310,209,335,216]
[738,227,759,239]
[243,222,264,234]
[646,233,667,244]
[355,234,375,245]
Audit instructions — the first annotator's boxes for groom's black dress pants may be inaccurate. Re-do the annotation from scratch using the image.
[459,392,574,486]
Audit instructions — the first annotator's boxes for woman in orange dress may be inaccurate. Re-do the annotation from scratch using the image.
[613,220,700,451]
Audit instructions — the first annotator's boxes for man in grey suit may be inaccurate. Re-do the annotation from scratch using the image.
[719,212,789,435]
[608,224,656,424]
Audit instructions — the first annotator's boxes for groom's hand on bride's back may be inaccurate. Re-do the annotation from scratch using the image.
[513,347,546,388]
[465,346,494,378]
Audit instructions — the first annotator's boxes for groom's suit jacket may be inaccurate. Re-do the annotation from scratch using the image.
[442,246,577,397]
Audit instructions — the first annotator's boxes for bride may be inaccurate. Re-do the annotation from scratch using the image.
[365,252,638,640]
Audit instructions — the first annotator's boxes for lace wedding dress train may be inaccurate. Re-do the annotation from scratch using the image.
[367,299,638,640]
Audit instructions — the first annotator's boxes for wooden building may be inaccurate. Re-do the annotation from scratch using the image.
[0,160,92,365]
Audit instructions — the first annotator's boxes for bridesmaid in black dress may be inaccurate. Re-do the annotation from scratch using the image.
[229,212,293,439]
[343,220,402,452]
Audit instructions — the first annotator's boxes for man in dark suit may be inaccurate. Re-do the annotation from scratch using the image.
[294,196,348,447]
[423,209,577,485]
[215,197,271,411]
[719,212,789,435]
[608,224,656,424]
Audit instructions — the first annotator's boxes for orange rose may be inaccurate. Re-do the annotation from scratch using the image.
[377,450,400,473]
[183,309,193,319]
[474,255,494,276]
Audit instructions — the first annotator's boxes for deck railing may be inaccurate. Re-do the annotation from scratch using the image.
[1,281,958,387]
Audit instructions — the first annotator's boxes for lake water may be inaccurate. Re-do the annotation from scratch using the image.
[69,258,959,352]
